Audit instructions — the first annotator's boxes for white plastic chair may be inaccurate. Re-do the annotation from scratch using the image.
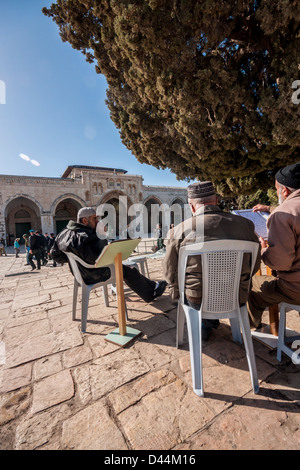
[277,302,300,362]
[176,239,259,397]
[64,251,128,333]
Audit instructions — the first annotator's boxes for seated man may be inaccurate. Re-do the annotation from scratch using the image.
[248,162,300,328]
[163,181,261,340]
[51,207,167,303]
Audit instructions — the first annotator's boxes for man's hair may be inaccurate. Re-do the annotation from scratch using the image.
[188,195,217,205]
[277,182,296,193]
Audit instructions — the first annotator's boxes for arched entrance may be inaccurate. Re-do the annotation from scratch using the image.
[98,191,132,239]
[144,197,163,235]
[170,198,185,226]
[54,198,82,234]
[4,196,42,245]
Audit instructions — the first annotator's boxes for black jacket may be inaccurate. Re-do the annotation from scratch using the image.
[51,220,110,285]
[29,234,44,251]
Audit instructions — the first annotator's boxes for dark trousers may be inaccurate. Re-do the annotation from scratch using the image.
[29,250,41,269]
[186,298,219,329]
[122,265,156,303]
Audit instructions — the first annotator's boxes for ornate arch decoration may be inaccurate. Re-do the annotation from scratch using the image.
[50,193,86,216]
[143,195,163,205]
[169,197,187,206]
[3,193,43,217]
[97,190,133,207]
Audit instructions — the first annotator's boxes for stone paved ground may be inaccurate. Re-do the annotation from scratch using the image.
[0,247,300,450]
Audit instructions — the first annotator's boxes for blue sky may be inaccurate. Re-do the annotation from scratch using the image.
[0,1,188,187]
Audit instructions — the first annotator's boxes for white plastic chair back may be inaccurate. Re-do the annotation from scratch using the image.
[177,239,259,397]
[178,239,258,315]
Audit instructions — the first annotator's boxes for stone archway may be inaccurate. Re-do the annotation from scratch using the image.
[53,198,83,234]
[98,191,132,238]
[4,196,42,245]
[170,198,186,226]
[144,196,163,235]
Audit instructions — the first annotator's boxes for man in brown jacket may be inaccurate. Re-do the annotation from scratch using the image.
[248,161,300,327]
[163,181,261,340]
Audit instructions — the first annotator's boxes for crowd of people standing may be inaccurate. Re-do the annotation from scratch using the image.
[0,230,57,269]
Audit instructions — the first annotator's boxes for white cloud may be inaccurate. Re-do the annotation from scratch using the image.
[19,153,31,161]
[19,154,40,166]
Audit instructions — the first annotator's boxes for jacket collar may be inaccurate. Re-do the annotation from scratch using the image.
[194,204,222,216]
[285,188,300,203]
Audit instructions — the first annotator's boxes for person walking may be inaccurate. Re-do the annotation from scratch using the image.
[0,237,7,256]
[28,229,42,270]
[47,233,57,267]
[14,238,20,257]
[22,234,30,265]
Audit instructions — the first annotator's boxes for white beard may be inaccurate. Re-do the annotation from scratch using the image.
[278,192,284,205]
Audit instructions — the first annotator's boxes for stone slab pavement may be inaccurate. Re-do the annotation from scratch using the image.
[0,247,300,451]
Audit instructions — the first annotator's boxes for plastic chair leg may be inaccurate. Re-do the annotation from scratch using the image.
[230,317,242,344]
[72,280,78,321]
[239,306,259,394]
[176,302,185,347]
[276,304,286,362]
[103,285,109,307]
[184,306,204,397]
[81,286,90,333]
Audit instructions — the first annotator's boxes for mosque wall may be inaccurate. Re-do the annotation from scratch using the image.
[0,166,187,245]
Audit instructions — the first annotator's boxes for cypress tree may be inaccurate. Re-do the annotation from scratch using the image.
[43,0,300,195]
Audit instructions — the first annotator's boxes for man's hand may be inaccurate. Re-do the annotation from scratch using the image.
[252,204,270,213]
[259,236,267,249]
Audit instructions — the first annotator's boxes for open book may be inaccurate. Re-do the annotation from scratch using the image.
[94,238,141,268]
[232,209,269,239]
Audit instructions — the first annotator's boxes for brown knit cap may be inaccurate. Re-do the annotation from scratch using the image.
[187,181,215,199]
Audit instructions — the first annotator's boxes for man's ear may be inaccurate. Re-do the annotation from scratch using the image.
[282,185,291,198]
[188,201,195,214]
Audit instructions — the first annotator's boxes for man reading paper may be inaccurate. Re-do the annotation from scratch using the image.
[51,207,167,303]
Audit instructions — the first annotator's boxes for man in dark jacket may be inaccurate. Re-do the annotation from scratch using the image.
[28,229,42,270]
[47,233,57,267]
[51,207,167,303]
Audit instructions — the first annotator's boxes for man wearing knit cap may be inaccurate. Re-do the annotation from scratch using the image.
[163,181,261,340]
[248,162,300,328]
[51,207,167,303]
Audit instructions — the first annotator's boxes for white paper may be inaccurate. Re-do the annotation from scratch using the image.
[232,209,269,239]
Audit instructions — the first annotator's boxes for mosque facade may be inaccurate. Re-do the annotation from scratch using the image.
[0,165,188,245]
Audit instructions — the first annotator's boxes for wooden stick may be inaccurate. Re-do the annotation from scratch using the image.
[115,252,127,336]
[266,266,279,336]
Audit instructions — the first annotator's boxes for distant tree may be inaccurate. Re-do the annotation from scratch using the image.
[43,0,300,195]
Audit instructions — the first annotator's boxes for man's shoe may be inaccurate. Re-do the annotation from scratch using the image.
[201,319,220,341]
[153,281,168,299]
[31,266,36,271]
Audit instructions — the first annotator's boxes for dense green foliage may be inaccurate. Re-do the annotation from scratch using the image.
[43,0,300,195]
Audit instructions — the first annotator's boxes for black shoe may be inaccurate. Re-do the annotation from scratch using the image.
[153,281,168,299]
[31,266,36,271]
[201,319,220,341]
